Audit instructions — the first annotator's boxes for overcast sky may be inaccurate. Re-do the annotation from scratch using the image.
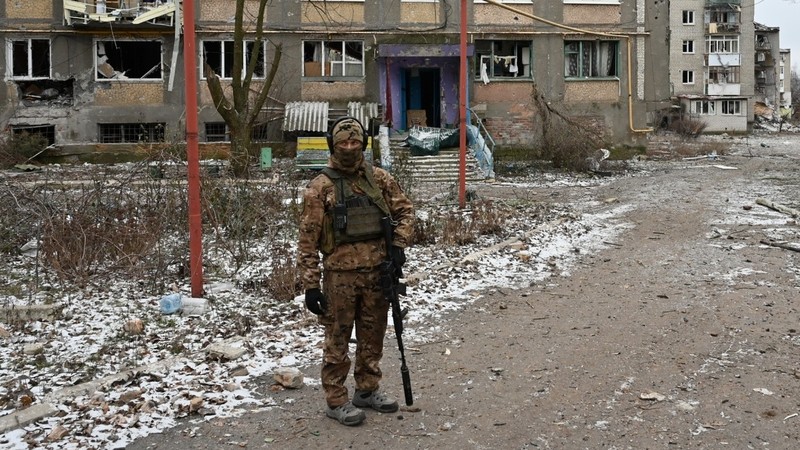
[754,0,799,68]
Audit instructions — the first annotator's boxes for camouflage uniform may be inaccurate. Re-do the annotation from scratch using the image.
[297,129,414,408]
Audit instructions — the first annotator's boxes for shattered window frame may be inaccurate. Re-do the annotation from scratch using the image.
[98,123,166,143]
[474,40,532,80]
[95,40,163,81]
[563,40,619,79]
[707,66,740,84]
[302,40,364,78]
[7,38,51,80]
[201,40,266,80]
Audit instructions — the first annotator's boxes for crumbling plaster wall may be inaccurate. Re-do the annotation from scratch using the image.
[563,5,620,24]
[301,81,365,102]
[474,4,536,26]
[302,3,363,25]
[200,0,265,22]
[564,80,619,103]
[93,84,164,106]
[400,2,440,24]
[4,0,52,19]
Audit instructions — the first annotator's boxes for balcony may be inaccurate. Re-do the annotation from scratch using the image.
[706,0,741,5]
[706,53,740,67]
[64,0,177,27]
[706,22,740,34]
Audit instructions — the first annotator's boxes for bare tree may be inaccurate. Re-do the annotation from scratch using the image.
[204,0,282,178]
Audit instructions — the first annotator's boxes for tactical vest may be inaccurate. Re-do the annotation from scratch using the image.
[320,165,391,252]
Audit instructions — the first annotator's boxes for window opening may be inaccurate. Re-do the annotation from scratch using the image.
[302,40,364,77]
[202,41,265,79]
[475,40,532,80]
[96,41,162,80]
[205,122,230,142]
[564,40,619,78]
[99,123,165,143]
[11,124,56,146]
[10,38,50,79]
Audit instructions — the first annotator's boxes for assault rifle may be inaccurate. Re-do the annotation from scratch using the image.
[380,216,413,406]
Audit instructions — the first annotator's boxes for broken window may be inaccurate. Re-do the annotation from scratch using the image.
[564,40,619,78]
[707,66,740,84]
[720,100,741,116]
[8,38,50,79]
[16,79,74,106]
[302,41,363,77]
[96,41,162,80]
[99,123,165,143]
[682,40,695,54]
[205,122,230,142]
[681,70,694,84]
[202,41,266,79]
[11,125,56,146]
[475,40,532,80]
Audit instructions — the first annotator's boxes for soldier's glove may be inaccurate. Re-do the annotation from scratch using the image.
[304,288,327,315]
[391,246,407,269]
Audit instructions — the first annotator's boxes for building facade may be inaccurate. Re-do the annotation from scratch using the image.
[669,0,755,133]
[0,0,788,158]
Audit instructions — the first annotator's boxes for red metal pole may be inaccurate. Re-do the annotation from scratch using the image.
[183,0,204,297]
[458,0,467,209]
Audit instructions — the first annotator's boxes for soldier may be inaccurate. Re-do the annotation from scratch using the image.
[297,116,415,426]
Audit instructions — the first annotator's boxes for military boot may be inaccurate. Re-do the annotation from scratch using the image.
[352,389,399,413]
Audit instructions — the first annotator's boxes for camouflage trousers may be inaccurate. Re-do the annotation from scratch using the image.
[319,269,389,408]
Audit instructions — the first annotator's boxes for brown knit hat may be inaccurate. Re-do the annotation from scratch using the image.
[330,118,364,148]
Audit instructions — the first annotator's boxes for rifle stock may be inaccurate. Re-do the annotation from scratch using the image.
[380,216,413,406]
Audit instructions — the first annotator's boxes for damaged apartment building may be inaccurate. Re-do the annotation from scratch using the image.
[0,1,790,158]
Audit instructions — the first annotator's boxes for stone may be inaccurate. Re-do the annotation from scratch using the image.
[205,342,247,360]
[1,304,62,323]
[273,367,304,389]
[46,425,69,442]
[123,319,144,335]
[23,343,44,355]
[0,324,10,339]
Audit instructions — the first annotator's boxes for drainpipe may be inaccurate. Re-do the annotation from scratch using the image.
[482,0,652,134]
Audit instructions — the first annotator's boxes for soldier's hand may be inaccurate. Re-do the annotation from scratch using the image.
[391,246,407,269]
[304,288,327,315]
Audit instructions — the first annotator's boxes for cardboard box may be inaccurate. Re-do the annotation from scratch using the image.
[304,61,332,77]
[407,109,427,128]
[304,61,322,77]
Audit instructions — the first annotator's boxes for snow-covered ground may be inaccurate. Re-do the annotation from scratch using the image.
[0,162,648,449]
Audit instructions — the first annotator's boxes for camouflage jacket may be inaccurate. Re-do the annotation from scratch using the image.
[297,160,415,290]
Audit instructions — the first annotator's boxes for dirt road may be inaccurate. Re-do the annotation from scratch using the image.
[128,134,800,450]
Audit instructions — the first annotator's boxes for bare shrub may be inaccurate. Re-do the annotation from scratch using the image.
[438,199,509,246]
[262,244,300,302]
[413,213,439,246]
[540,118,601,171]
[35,168,187,290]
[669,117,707,138]
[0,132,49,168]
[387,149,419,203]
